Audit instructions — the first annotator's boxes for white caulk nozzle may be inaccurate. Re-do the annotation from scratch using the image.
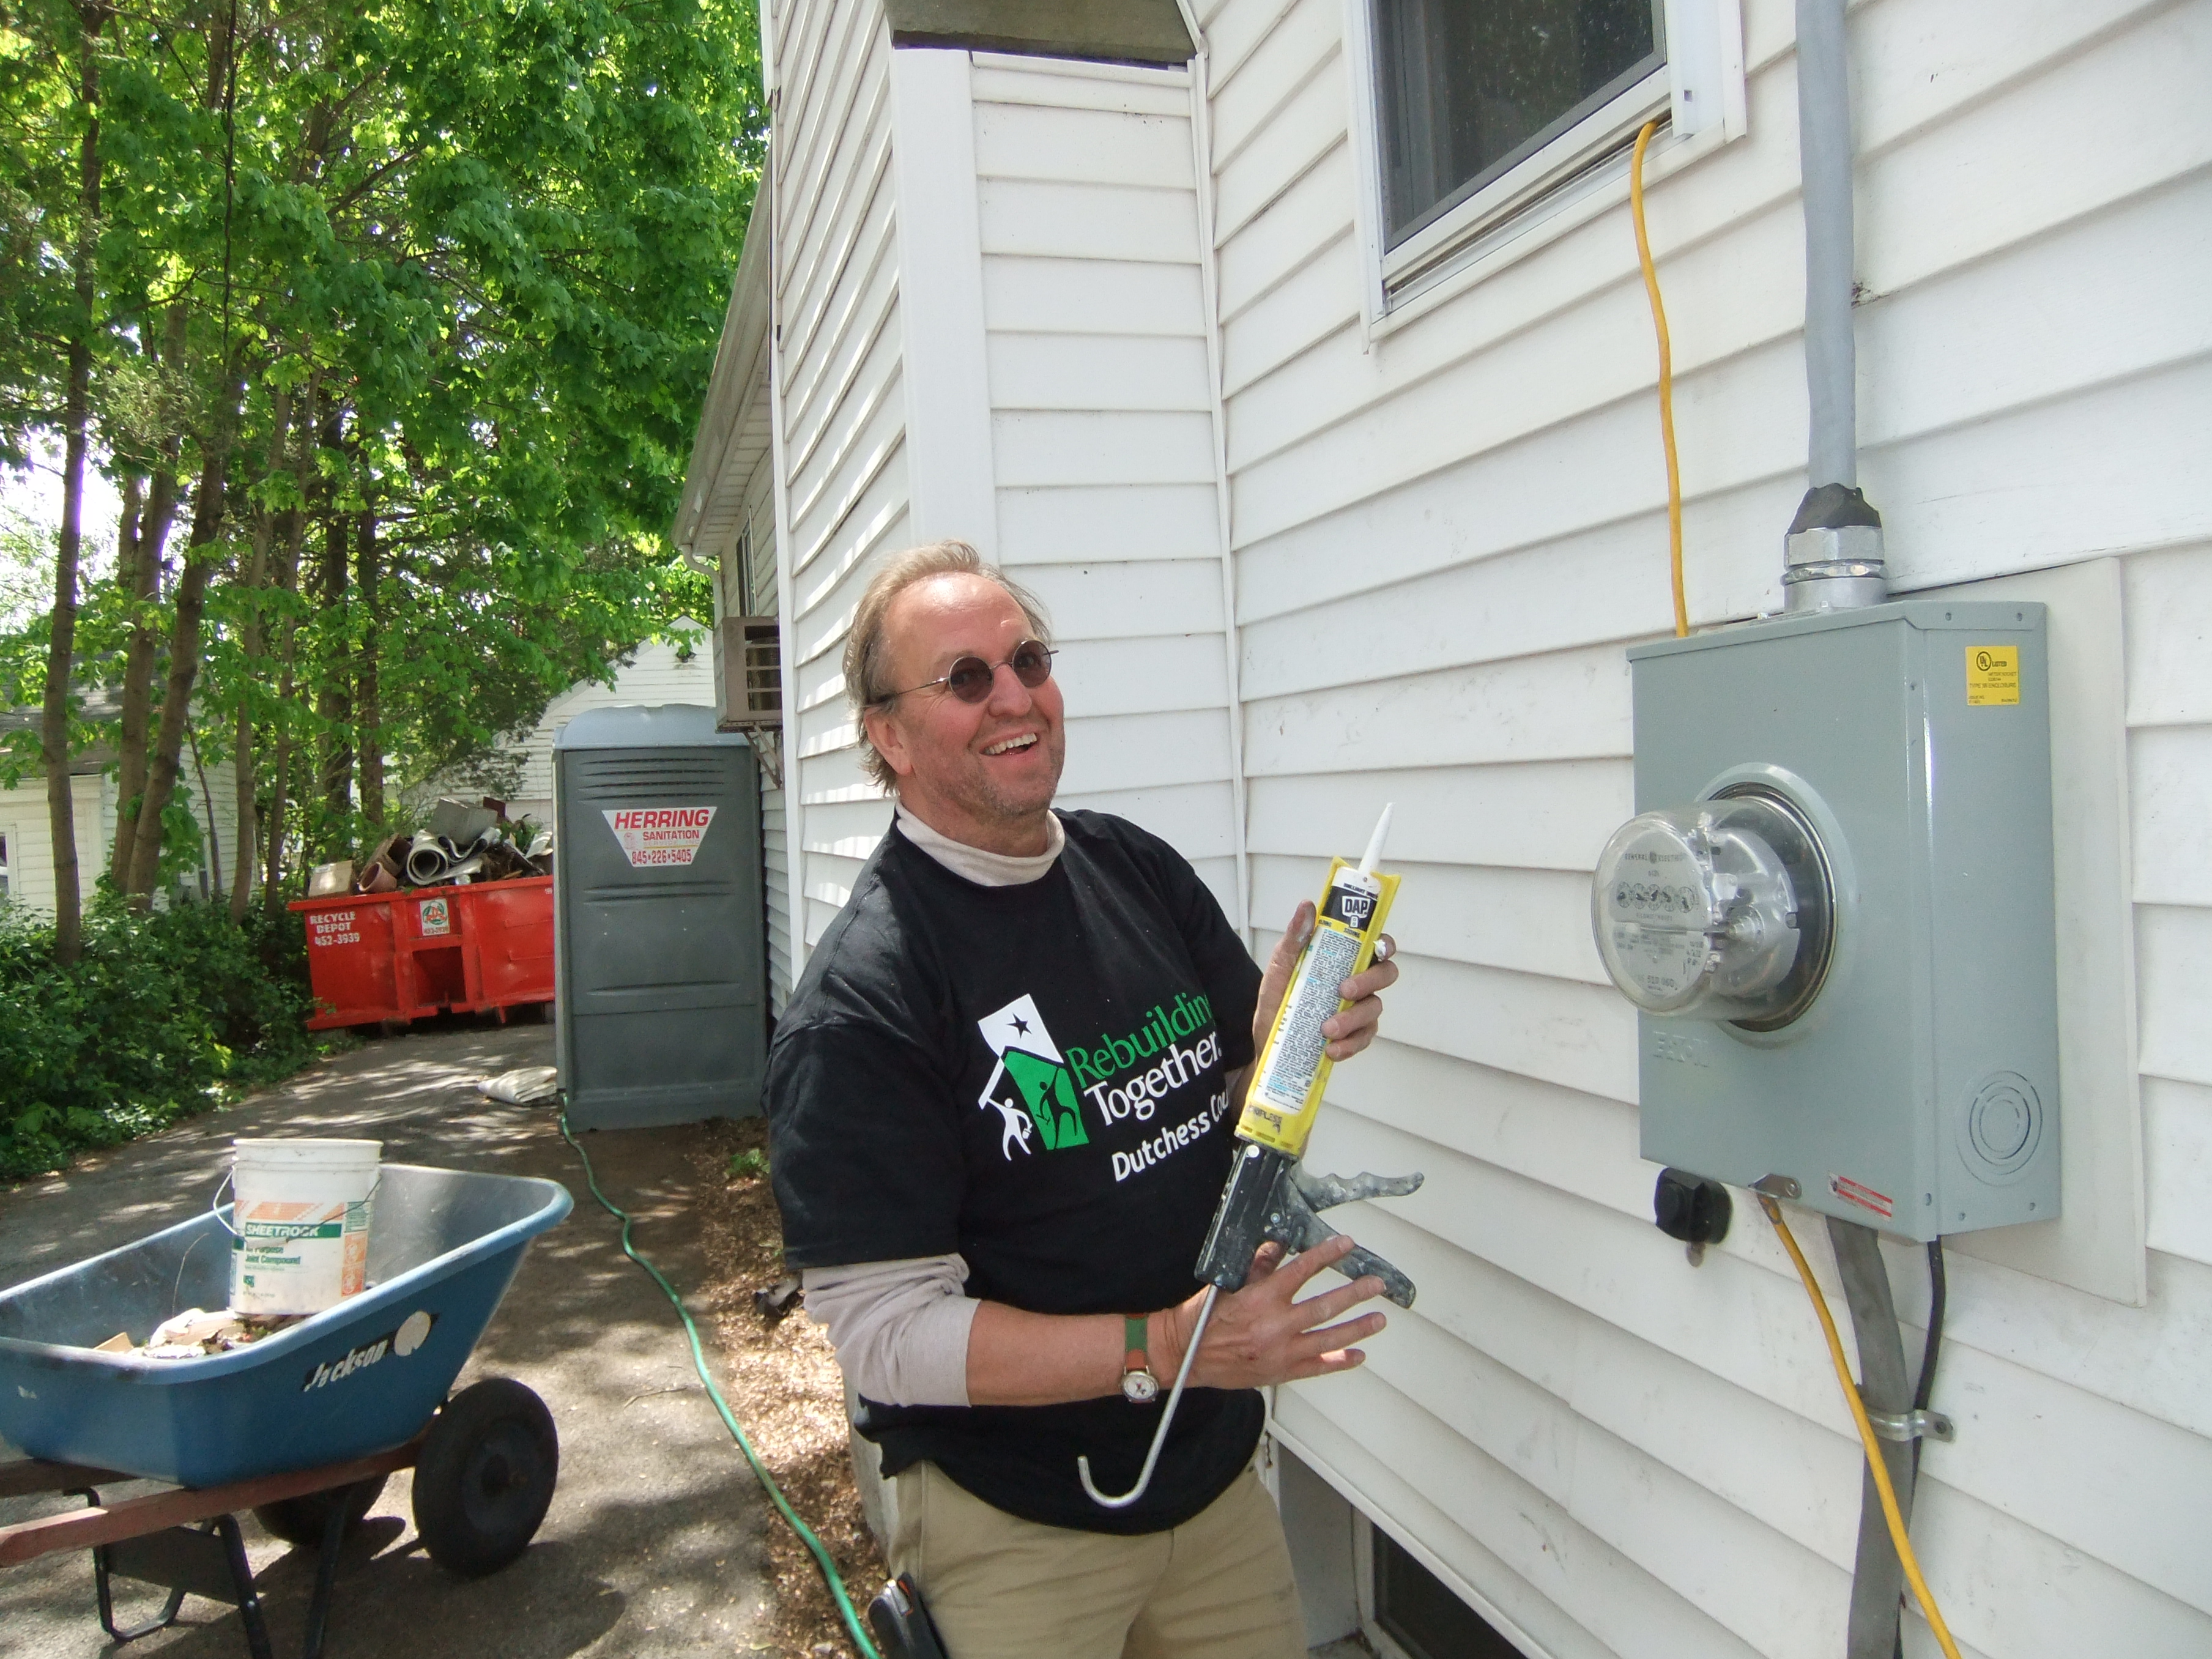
[1356,804,1394,878]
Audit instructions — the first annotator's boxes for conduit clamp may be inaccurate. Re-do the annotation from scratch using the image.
[1864,1406,1954,1444]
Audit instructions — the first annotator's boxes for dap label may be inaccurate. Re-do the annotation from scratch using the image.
[1965,645,2020,707]
[603,806,717,869]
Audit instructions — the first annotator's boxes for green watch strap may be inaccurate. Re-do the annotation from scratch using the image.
[1123,1315,1149,1365]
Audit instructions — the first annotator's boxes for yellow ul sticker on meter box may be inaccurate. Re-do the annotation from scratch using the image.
[1966,645,2021,706]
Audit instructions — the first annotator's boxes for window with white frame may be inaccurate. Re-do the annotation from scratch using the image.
[0,830,9,900]
[1373,0,1665,250]
[1351,0,1742,314]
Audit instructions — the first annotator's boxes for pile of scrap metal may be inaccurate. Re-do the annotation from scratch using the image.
[306,798,555,898]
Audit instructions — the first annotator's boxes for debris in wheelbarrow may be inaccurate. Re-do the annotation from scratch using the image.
[128,1307,304,1359]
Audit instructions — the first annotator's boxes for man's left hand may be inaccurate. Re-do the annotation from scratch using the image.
[1253,901,1398,1064]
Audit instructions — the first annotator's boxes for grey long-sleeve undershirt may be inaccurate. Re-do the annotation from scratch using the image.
[798,802,1066,1408]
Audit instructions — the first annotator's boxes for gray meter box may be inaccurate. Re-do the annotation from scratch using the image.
[555,705,766,1129]
[1628,601,2058,1239]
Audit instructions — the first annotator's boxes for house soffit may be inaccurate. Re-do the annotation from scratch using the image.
[886,0,1193,65]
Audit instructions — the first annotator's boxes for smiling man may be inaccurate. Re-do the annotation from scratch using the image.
[764,541,1398,1659]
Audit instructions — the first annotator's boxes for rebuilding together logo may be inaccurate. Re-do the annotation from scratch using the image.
[975,992,1226,1165]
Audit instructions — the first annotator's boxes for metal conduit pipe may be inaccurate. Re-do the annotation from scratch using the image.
[1827,1218,1919,1659]
[1784,0,1887,613]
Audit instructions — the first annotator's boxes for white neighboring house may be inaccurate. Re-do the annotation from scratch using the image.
[495,626,715,827]
[678,4,2212,1657]
[0,691,242,918]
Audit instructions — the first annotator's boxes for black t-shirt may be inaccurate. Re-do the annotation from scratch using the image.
[765,809,1265,1534]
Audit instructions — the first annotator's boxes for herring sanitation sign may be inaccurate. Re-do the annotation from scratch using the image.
[602,806,717,868]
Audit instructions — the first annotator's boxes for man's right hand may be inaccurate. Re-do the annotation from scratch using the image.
[1159,1237,1387,1391]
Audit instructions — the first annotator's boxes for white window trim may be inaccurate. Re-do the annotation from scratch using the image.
[1344,0,1748,340]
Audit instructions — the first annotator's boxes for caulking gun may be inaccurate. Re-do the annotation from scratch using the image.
[1080,805,1425,1509]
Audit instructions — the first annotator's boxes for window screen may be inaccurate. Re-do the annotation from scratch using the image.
[1374,1526,1524,1659]
[1371,0,1665,248]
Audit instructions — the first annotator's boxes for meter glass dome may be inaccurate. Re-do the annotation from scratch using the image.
[1591,789,1835,1027]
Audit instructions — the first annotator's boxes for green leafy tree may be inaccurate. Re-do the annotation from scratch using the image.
[4,0,760,921]
[0,0,762,1168]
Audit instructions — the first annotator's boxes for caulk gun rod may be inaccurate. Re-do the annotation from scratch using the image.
[1078,1285,1220,1510]
[1356,804,1394,879]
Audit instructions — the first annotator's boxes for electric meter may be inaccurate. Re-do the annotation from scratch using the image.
[1591,789,1834,1027]
[1609,601,2058,1240]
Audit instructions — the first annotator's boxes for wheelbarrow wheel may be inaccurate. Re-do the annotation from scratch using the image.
[413,1378,558,1578]
[254,1474,390,1547]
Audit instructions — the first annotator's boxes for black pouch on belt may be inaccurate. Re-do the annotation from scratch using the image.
[867,1573,949,1659]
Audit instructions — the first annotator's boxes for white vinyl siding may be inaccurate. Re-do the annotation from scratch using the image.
[1197,0,2212,1653]
[770,0,907,957]
[0,757,242,918]
[507,636,716,811]
[743,466,796,1015]
[0,774,102,920]
[970,53,1244,921]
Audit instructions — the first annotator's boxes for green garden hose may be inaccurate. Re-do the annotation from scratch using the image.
[557,1112,881,1659]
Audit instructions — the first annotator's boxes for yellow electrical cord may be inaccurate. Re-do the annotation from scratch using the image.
[1630,120,1690,639]
[1636,105,1952,1659]
[1759,1195,1964,1659]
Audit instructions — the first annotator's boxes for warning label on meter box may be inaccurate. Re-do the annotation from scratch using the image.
[603,806,717,868]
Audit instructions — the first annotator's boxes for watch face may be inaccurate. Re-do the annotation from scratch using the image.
[1122,1370,1160,1405]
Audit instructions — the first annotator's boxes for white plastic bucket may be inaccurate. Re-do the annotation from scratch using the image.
[228,1139,382,1315]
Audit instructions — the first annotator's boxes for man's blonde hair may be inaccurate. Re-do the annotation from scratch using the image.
[845,540,1053,793]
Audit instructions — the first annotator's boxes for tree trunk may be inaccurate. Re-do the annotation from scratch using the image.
[262,380,316,915]
[125,386,235,900]
[121,0,240,902]
[188,719,219,901]
[311,412,352,853]
[354,503,384,827]
[42,0,105,963]
[228,385,291,915]
[109,308,188,890]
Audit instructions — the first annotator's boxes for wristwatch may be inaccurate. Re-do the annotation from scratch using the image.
[1121,1315,1160,1405]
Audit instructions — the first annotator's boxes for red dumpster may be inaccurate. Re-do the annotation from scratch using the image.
[290,875,554,1030]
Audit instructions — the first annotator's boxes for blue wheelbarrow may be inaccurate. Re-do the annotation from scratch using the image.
[0,1164,571,1658]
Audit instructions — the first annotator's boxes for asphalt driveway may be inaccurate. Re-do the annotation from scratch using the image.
[0,1019,791,1658]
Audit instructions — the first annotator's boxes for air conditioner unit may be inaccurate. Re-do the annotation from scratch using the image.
[714,616,782,732]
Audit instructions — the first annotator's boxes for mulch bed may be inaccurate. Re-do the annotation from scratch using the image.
[685,1116,886,1658]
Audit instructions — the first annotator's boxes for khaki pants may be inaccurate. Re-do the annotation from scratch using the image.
[888,1461,1304,1659]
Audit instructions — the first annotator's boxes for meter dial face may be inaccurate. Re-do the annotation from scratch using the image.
[1591,789,1835,1026]
[1590,817,1718,1011]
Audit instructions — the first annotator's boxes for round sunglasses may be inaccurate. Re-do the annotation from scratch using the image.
[883,639,1057,704]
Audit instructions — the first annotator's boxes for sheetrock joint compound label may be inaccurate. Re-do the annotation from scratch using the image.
[603,806,716,867]
[236,1198,371,1310]
[1965,645,2020,706]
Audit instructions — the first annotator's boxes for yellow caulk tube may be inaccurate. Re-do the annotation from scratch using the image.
[1238,804,1400,1156]
[1082,806,1421,1510]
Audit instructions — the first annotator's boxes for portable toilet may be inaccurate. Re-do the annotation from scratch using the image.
[553,705,766,1129]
